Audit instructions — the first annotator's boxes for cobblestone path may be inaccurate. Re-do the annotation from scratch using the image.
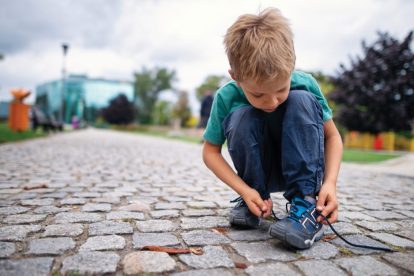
[0,128,413,275]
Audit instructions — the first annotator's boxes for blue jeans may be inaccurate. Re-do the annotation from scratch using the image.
[223,90,325,201]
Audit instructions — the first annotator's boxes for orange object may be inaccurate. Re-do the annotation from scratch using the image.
[8,88,31,132]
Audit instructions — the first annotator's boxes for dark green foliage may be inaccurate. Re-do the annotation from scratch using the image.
[172,91,192,127]
[134,67,176,124]
[102,94,135,125]
[329,31,414,133]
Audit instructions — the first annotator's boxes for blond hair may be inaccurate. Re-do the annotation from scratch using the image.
[224,7,295,83]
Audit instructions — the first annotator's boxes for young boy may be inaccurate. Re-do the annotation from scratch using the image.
[202,8,343,249]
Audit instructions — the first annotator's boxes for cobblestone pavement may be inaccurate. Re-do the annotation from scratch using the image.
[1,128,413,275]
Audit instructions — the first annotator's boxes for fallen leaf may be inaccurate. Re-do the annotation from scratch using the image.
[211,227,228,234]
[322,234,337,242]
[235,262,248,269]
[23,183,48,190]
[141,246,203,255]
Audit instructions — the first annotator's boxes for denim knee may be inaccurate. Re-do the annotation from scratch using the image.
[284,90,323,126]
[223,106,266,147]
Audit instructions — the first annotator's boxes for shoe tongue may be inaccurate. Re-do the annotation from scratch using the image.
[293,197,312,208]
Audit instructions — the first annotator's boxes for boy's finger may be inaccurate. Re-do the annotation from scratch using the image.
[316,193,327,212]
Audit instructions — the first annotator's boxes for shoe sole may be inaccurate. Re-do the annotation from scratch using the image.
[269,225,324,249]
[229,214,259,228]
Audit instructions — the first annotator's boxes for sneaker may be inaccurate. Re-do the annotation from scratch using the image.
[229,197,260,228]
[269,196,324,249]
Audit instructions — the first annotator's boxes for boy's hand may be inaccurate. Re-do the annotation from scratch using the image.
[241,188,268,217]
[316,182,338,224]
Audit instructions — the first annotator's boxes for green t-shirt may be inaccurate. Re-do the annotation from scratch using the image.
[203,70,333,145]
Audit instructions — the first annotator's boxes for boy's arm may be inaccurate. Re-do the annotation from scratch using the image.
[202,141,269,217]
[317,119,343,224]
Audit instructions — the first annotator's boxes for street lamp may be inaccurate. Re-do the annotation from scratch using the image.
[61,43,69,123]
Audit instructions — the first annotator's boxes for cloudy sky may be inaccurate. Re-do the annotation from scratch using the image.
[0,0,412,110]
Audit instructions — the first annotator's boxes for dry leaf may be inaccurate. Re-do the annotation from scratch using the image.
[141,246,203,255]
[211,227,228,234]
[322,234,337,242]
[23,183,48,190]
[235,262,248,269]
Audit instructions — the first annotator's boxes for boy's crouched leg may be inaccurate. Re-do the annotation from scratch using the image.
[223,106,268,228]
[269,90,325,248]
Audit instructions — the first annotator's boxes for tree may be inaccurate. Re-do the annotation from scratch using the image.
[102,94,135,125]
[329,31,414,133]
[195,75,229,101]
[172,90,192,127]
[152,100,172,126]
[134,67,176,124]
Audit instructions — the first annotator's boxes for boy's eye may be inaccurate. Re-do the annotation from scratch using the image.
[251,93,263,98]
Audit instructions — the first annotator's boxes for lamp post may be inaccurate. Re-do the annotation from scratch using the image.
[61,43,69,123]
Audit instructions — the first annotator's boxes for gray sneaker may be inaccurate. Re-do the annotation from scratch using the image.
[229,197,260,228]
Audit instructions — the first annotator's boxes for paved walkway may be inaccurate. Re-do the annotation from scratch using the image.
[0,128,413,275]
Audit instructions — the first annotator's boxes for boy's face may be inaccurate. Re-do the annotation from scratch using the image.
[230,70,291,113]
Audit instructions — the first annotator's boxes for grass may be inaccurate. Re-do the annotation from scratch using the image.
[0,122,47,144]
[342,149,402,163]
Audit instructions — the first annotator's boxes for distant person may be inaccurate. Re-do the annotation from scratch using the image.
[202,8,343,249]
[198,89,214,135]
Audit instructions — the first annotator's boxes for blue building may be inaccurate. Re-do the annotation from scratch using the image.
[35,74,134,123]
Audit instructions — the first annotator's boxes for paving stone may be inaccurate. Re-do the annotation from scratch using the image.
[33,206,70,214]
[54,212,102,223]
[382,252,414,273]
[294,260,346,276]
[340,211,378,221]
[133,232,180,248]
[92,197,121,204]
[0,257,54,276]
[122,251,176,274]
[363,210,407,220]
[82,203,111,212]
[0,225,41,241]
[42,224,84,237]
[227,228,270,241]
[155,202,186,210]
[80,235,126,251]
[298,242,340,260]
[89,220,133,235]
[331,234,391,254]
[181,217,230,230]
[178,246,234,269]
[4,214,47,224]
[39,192,67,199]
[118,202,150,212]
[395,210,414,218]
[136,220,178,232]
[26,237,75,255]
[20,198,54,206]
[246,262,298,276]
[106,211,144,220]
[369,232,414,248]
[61,251,120,274]
[231,241,298,263]
[0,242,15,257]
[394,229,414,241]
[172,268,234,276]
[150,209,180,218]
[334,256,398,276]
[0,206,30,215]
[324,222,362,235]
[187,201,217,208]
[60,198,86,205]
[73,192,101,198]
[182,209,216,217]
[182,230,231,246]
[355,221,400,232]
